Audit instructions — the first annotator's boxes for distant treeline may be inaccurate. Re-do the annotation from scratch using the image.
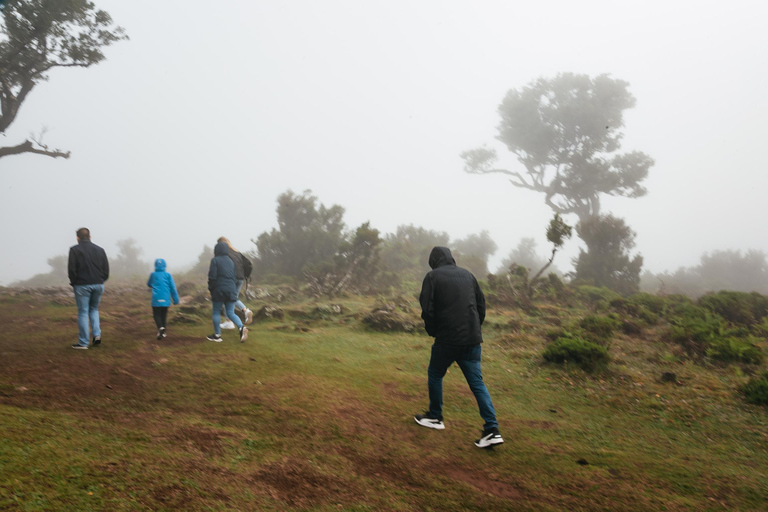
[12,190,768,299]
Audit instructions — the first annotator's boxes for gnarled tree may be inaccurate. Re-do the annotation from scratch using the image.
[461,73,654,223]
[0,0,126,161]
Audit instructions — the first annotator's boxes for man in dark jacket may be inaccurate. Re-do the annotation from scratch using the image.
[68,227,109,349]
[415,246,503,448]
[207,241,248,343]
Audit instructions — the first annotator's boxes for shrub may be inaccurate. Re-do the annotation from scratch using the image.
[542,336,610,372]
[706,337,764,365]
[575,286,622,311]
[741,372,768,405]
[579,315,619,346]
[698,291,758,326]
[667,310,726,357]
[627,292,668,315]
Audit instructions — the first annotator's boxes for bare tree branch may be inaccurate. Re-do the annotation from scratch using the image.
[0,139,70,159]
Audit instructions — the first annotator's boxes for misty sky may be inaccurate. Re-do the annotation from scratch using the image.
[2,0,767,285]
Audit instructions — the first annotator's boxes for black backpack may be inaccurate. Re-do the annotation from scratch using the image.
[242,255,253,279]
[241,255,254,293]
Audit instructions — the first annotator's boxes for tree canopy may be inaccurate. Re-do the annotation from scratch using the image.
[0,0,126,160]
[461,73,654,222]
[253,190,346,277]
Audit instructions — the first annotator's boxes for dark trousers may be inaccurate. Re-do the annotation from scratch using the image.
[152,306,168,330]
[428,343,498,430]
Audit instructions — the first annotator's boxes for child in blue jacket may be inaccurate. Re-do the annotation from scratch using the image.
[147,258,180,340]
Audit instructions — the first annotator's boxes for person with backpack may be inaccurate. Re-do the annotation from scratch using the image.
[207,241,248,342]
[217,237,254,325]
[147,258,180,340]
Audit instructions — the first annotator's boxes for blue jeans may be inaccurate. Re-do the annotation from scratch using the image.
[73,284,104,346]
[212,301,243,335]
[428,343,498,430]
[235,280,246,311]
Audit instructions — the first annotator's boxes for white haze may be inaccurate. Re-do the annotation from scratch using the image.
[1,0,767,285]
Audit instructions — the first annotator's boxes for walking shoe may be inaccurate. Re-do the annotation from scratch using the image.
[160,327,167,339]
[474,428,504,448]
[206,333,222,342]
[244,308,254,325]
[92,335,101,347]
[414,412,445,430]
[71,344,88,350]
[239,326,248,342]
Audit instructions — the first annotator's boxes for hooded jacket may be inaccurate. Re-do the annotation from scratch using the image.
[208,242,239,302]
[68,239,110,286]
[147,259,180,307]
[419,246,485,345]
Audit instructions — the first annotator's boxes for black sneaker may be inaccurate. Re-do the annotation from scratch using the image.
[414,412,445,430]
[92,336,101,347]
[71,344,88,350]
[474,428,504,448]
[157,327,166,340]
[206,333,222,342]
[239,326,248,343]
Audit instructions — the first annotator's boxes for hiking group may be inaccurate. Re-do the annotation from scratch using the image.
[68,229,254,347]
[67,229,503,448]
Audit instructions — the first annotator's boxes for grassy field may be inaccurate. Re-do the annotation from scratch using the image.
[1,285,766,511]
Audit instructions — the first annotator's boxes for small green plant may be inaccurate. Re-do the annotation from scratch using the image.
[740,372,768,405]
[542,335,610,372]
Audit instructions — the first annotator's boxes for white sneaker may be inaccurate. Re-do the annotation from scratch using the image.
[220,320,236,330]
[239,326,248,343]
[244,308,254,325]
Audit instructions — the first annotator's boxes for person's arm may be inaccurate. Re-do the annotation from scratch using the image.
[475,277,486,325]
[207,259,217,292]
[419,273,437,337]
[169,274,180,305]
[101,248,110,282]
[67,247,77,286]
[147,273,153,288]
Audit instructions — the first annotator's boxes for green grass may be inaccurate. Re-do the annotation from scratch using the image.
[0,289,767,510]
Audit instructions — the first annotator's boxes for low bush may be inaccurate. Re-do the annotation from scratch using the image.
[740,372,768,405]
[698,291,768,326]
[667,310,726,358]
[542,335,610,372]
[627,292,668,315]
[575,286,622,311]
[579,315,620,346]
[706,337,764,365]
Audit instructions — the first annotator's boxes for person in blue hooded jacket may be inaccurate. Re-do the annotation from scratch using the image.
[147,258,180,340]
[207,241,248,342]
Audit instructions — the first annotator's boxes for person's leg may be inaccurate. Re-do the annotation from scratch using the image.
[159,307,168,329]
[152,307,164,330]
[224,301,243,329]
[212,301,223,335]
[234,280,246,311]
[427,343,457,420]
[73,285,90,346]
[456,344,498,430]
[88,284,104,339]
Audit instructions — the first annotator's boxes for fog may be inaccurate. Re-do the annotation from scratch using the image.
[2,0,767,285]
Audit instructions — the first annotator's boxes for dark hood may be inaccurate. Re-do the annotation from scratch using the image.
[154,258,166,272]
[428,246,456,269]
[214,241,229,257]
